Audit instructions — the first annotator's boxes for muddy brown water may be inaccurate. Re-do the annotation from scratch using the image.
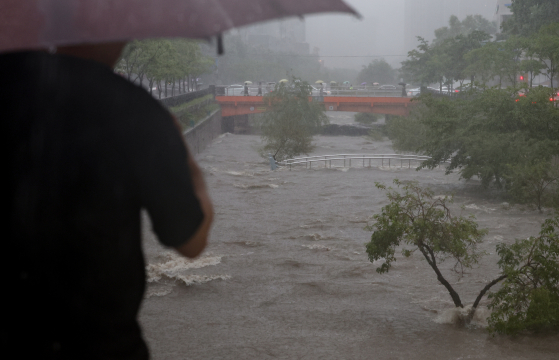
[139,112,559,359]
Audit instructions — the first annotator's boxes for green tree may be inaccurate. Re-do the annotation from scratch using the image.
[365,180,506,313]
[465,37,524,88]
[526,23,559,89]
[357,59,395,85]
[401,37,441,87]
[260,78,328,161]
[502,0,559,37]
[434,15,496,43]
[417,86,559,188]
[385,107,428,152]
[506,159,559,212]
[488,216,559,335]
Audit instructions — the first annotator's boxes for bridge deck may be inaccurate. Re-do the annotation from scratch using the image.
[216,96,415,117]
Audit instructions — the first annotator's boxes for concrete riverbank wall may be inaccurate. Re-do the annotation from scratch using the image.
[184,109,223,156]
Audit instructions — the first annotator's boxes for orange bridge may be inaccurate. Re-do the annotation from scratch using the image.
[216,96,415,117]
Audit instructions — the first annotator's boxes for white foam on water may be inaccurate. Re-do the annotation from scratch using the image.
[226,171,253,177]
[465,204,496,212]
[302,244,331,251]
[145,287,173,298]
[233,183,278,189]
[434,305,490,327]
[305,233,334,241]
[171,274,231,286]
[145,252,229,293]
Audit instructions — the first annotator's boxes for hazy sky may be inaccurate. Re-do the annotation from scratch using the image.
[304,0,497,70]
[305,0,406,70]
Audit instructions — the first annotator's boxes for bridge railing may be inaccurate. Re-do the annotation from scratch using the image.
[276,153,437,171]
[217,85,404,97]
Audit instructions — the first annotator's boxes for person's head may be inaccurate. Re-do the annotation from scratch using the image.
[56,41,127,67]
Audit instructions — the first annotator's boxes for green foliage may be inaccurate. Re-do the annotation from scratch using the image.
[365,180,487,307]
[357,59,395,85]
[502,0,559,37]
[506,159,559,212]
[115,38,213,97]
[465,37,525,88]
[260,78,328,161]
[434,15,497,43]
[488,216,559,335]
[526,23,559,88]
[416,86,559,189]
[354,113,380,125]
[385,108,428,153]
[402,30,490,89]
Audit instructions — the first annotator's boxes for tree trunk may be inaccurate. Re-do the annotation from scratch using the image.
[172,79,175,97]
[419,245,463,308]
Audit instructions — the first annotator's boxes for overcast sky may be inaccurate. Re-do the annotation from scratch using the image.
[305,0,406,70]
[304,0,496,70]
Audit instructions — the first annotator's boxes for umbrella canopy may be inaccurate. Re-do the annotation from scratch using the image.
[315,80,324,84]
[244,81,253,85]
[330,81,337,84]
[343,81,350,84]
[279,79,289,83]
[361,82,367,85]
[373,82,380,85]
[0,0,358,53]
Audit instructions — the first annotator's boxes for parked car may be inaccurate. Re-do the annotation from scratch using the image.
[379,84,397,90]
[407,87,421,97]
[226,84,244,95]
[266,82,276,93]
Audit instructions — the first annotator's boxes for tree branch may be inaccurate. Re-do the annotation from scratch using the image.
[472,274,507,309]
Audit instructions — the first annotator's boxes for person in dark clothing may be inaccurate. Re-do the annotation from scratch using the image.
[244,82,249,96]
[3,43,213,359]
[257,81,262,96]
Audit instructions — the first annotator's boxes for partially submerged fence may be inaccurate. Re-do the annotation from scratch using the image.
[276,154,435,170]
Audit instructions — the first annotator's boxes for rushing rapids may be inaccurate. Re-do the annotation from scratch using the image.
[139,112,559,359]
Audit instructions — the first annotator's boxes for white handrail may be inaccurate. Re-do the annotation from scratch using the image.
[276,153,440,171]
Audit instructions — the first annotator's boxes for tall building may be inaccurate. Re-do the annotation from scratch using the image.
[493,0,513,31]
[404,0,498,52]
[404,0,445,52]
[236,18,309,54]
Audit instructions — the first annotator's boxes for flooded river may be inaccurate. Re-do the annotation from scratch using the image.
[139,112,559,359]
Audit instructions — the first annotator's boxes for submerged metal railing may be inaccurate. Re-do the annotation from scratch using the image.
[275,154,436,171]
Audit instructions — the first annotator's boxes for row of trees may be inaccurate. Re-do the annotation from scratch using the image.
[402,19,559,90]
[356,59,396,86]
[374,4,559,335]
[387,85,559,211]
[115,39,214,98]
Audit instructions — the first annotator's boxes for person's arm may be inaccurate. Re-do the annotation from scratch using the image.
[174,149,213,258]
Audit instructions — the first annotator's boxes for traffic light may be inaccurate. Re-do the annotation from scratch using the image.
[519,75,524,81]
